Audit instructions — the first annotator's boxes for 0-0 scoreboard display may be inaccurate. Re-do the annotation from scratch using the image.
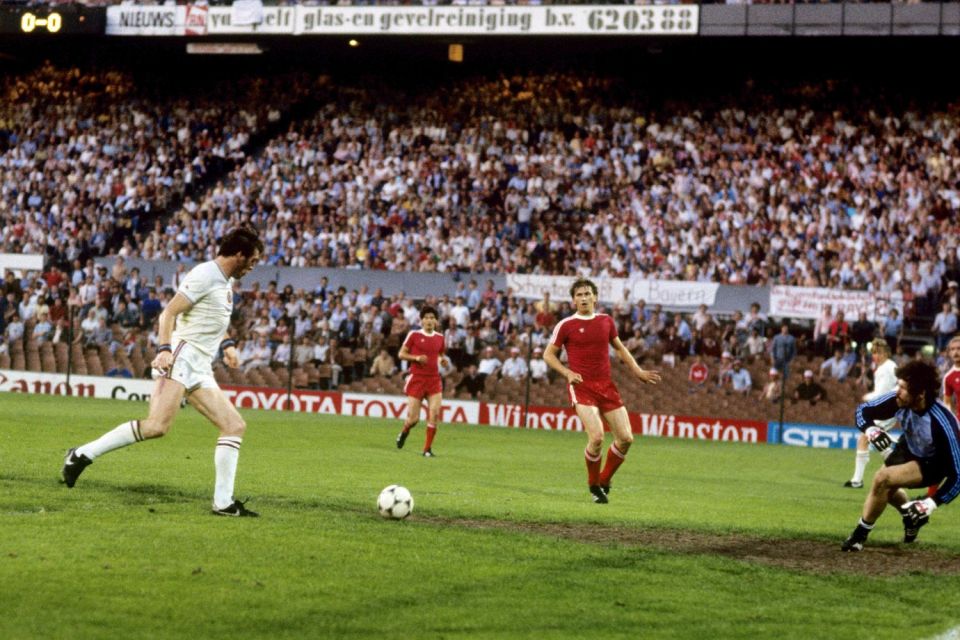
[0,7,103,35]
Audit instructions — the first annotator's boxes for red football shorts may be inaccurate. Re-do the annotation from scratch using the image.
[404,374,442,400]
[568,379,625,413]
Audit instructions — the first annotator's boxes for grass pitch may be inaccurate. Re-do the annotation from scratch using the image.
[1,393,959,640]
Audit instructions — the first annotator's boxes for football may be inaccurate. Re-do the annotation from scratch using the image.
[377,484,414,520]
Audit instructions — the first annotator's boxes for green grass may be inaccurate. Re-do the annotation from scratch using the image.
[1,394,959,640]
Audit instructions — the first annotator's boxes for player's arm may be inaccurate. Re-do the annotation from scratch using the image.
[855,391,898,431]
[220,334,241,369]
[152,293,194,373]
[398,336,425,364]
[542,343,581,385]
[439,340,450,369]
[611,336,661,384]
[855,391,898,451]
[929,413,960,507]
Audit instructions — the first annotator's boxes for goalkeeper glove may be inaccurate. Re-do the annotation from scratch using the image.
[866,427,892,453]
[902,498,937,528]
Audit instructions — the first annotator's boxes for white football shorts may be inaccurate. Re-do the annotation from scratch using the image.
[161,341,219,393]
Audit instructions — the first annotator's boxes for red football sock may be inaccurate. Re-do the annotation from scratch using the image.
[402,421,417,434]
[423,423,437,451]
[598,443,627,486]
[585,448,602,486]
[927,485,939,498]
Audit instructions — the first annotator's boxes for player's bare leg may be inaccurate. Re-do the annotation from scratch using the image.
[598,406,634,495]
[422,392,442,457]
[862,462,924,522]
[396,396,422,449]
[188,386,256,516]
[61,376,186,488]
[575,403,608,503]
[843,461,923,550]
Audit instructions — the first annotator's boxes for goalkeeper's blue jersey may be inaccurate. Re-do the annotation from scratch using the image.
[856,392,960,505]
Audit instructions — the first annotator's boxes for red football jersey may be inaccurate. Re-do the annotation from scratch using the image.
[944,367,960,409]
[550,313,617,382]
[402,330,445,377]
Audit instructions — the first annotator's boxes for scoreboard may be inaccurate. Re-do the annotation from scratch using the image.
[0,6,103,35]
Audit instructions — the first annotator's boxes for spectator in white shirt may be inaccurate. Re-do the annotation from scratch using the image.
[272,341,291,367]
[244,336,273,372]
[820,347,852,381]
[5,314,24,342]
[80,308,100,342]
[78,276,98,309]
[725,359,752,395]
[449,296,471,328]
[932,301,958,352]
[501,347,529,380]
[32,311,54,342]
[477,346,502,379]
[813,304,833,357]
[745,328,766,362]
[529,347,549,382]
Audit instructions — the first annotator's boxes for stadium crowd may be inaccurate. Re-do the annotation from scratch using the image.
[0,63,322,265]
[103,72,960,328]
[3,66,958,307]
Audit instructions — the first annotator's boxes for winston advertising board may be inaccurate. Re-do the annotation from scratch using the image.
[2,370,848,448]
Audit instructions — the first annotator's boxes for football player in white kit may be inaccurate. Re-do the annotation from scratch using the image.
[844,338,899,489]
[61,227,264,516]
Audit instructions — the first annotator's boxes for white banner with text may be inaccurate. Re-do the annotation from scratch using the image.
[769,286,904,321]
[106,5,698,36]
[506,273,719,308]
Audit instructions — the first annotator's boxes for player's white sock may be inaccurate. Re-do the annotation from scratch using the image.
[76,420,144,460]
[851,450,870,484]
[213,436,242,510]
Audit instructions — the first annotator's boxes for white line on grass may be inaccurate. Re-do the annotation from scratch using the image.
[928,626,960,640]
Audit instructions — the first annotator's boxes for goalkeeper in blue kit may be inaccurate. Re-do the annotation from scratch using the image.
[842,360,960,551]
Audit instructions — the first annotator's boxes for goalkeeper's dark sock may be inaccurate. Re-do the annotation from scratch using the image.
[585,448,602,486]
[598,443,626,486]
[853,517,875,540]
[423,423,437,452]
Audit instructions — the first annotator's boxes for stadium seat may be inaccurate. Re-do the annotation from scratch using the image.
[85,355,103,377]
[292,368,310,389]
[314,365,333,390]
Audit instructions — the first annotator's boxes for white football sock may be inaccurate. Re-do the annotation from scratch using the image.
[851,450,870,484]
[76,420,144,460]
[213,436,242,510]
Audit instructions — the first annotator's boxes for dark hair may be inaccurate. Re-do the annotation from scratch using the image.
[218,227,264,258]
[569,278,598,299]
[420,305,438,320]
[895,360,940,409]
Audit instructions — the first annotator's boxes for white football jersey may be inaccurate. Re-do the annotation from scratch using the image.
[866,358,898,430]
[171,261,234,358]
